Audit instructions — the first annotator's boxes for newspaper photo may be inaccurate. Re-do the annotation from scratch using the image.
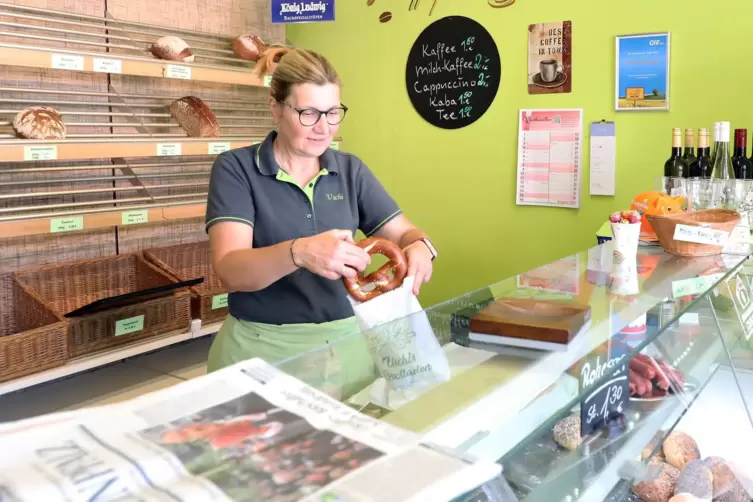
[0,358,502,502]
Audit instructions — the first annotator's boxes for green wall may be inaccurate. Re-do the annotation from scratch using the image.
[288,0,752,307]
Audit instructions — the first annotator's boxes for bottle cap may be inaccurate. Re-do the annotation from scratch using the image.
[720,121,730,141]
[672,127,681,134]
[735,128,747,146]
[713,122,720,142]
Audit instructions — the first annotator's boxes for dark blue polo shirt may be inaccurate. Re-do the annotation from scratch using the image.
[205,131,401,325]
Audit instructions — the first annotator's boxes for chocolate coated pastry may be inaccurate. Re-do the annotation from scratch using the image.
[12,106,66,140]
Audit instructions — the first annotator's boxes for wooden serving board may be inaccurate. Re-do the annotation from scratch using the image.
[469,297,591,345]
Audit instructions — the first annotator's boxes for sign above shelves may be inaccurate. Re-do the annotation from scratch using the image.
[271,0,335,23]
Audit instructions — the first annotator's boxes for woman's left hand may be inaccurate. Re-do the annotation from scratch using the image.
[403,241,433,296]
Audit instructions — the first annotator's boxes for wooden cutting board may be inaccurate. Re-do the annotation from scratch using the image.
[469,297,591,345]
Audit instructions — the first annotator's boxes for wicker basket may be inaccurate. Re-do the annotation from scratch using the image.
[143,241,227,325]
[646,209,741,257]
[0,274,68,382]
[15,254,191,358]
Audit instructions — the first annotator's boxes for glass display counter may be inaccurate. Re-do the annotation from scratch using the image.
[274,242,753,502]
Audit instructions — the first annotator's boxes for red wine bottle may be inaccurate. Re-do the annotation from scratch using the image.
[664,128,688,177]
[688,128,712,178]
[732,128,753,179]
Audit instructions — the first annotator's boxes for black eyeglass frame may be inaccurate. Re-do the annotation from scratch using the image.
[279,101,349,127]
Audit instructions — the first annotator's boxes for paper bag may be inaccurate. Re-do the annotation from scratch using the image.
[348,276,451,407]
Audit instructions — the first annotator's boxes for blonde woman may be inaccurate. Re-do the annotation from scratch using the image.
[205,50,437,392]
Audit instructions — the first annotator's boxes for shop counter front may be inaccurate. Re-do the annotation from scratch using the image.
[274,242,753,501]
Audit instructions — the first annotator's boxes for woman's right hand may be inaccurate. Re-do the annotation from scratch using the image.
[293,229,371,280]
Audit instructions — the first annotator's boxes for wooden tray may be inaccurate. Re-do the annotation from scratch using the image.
[469,298,591,345]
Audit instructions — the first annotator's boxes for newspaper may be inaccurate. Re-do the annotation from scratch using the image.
[0,358,502,502]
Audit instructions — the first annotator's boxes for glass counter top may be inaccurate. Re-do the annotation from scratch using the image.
[273,241,752,500]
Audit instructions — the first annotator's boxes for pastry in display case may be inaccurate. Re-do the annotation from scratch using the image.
[274,241,753,502]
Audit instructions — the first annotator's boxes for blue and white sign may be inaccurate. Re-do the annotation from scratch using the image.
[271,0,335,24]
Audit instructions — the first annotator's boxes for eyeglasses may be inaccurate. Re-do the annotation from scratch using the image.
[280,101,348,127]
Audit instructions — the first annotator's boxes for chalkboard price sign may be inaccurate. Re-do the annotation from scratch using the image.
[405,16,501,129]
[578,343,629,437]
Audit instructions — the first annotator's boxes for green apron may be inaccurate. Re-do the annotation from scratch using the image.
[207,315,376,399]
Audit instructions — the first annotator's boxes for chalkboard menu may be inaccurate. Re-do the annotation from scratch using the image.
[405,16,501,129]
[578,343,629,437]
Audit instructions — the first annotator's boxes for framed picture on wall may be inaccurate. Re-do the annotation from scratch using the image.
[615,32,670,111]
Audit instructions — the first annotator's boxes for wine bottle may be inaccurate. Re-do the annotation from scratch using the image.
[732,128,753,179]
[711,122,734,179]
[682,128,697,166]
[711,122,720,166]
[664,128,688,178]
[688,128,712,179]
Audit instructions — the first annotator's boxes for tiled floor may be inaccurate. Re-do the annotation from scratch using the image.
[0,336,214,424]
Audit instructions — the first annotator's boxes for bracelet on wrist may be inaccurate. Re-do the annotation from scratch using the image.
[290,238,300,268]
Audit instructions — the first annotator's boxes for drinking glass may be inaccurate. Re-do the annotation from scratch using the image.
[686,179,715,210]
[655,176,686,197]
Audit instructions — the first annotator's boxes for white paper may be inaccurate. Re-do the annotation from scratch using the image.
[156,143,181,156]
[93,57,122,74]
[23,145,57,161]
[51,53,84,71]
[673,224,730,246]
[516,108,583,209]
[589,122,616,196]
[208,142,230,154]
[166,64,191,80]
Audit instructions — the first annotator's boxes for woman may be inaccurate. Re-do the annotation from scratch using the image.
[205,49,437,386]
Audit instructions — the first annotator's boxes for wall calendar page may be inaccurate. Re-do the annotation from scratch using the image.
[516,108,583,209]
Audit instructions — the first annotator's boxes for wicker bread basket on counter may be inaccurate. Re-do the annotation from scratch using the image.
[646,209,741,257]
[14,254,191,358]
[0,274,68,382]
[143,241,227,325]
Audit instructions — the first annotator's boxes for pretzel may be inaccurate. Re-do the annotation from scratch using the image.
[343,237,407,302]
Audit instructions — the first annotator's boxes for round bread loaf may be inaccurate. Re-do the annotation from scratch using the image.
[232,34,266,61]
[632,462,681,502]
[552,413,581,451]
[170,96,220,138]
[150,36,194,63]
[663,431,700,470]
[675,460,712,499]
[12,106,66,140]
[703,457,747,502]
[643,430,668,462]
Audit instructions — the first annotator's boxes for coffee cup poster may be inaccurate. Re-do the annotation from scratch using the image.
[615,32,670,111]
[527,21,572,95]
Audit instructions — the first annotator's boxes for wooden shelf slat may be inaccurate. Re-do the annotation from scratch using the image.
[0,45,265,87]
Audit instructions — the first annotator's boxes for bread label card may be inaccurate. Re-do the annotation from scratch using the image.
[673,224,730,246]
[263,75,272,87]
[50,216,84,233]
[23,145,57,161]
[208,142,231,155]
[115,315,145,337]
[93,57,122,74]
[578,342,629,436]
[166,64,192,80]
[121,210,148,225]
[51,53,84,71]
[212,294,229,310]
[157,143,182,156]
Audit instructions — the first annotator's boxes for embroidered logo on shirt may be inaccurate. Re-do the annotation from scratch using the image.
[327,193,345,201]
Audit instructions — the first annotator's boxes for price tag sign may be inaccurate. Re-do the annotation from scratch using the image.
[115,315,145,337]
[579,342,629,436]
[157,143,182,156]
[329,142,339,151]
[93,57,122,74]
[263,75,272,87]
[23,146,58,161]
[51,53,84,71]
[166,64,192,80]
[208,142,231,155]
[121,210,148,225]
[50,216,84,233]
[673,224,730,246]
[212,293,229,310]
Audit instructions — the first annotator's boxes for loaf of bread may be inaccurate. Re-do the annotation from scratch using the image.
[12,106,66,140]
[552,413,581,451]
[232,34,266,61]
[663,431,700,470]
[674,460,713,500]
[703,457,748,502]
[632,462,680,502]
[150,36,194,63]
[170,96,220,138]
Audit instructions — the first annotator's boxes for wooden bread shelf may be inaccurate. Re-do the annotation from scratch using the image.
[0,202,207,238]
[0,2,278,87]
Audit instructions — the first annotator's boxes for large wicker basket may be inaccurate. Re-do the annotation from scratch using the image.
[646,209,741,257]
[0,274,68,382]
[15,254,191,358]
[143,241,227,325]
